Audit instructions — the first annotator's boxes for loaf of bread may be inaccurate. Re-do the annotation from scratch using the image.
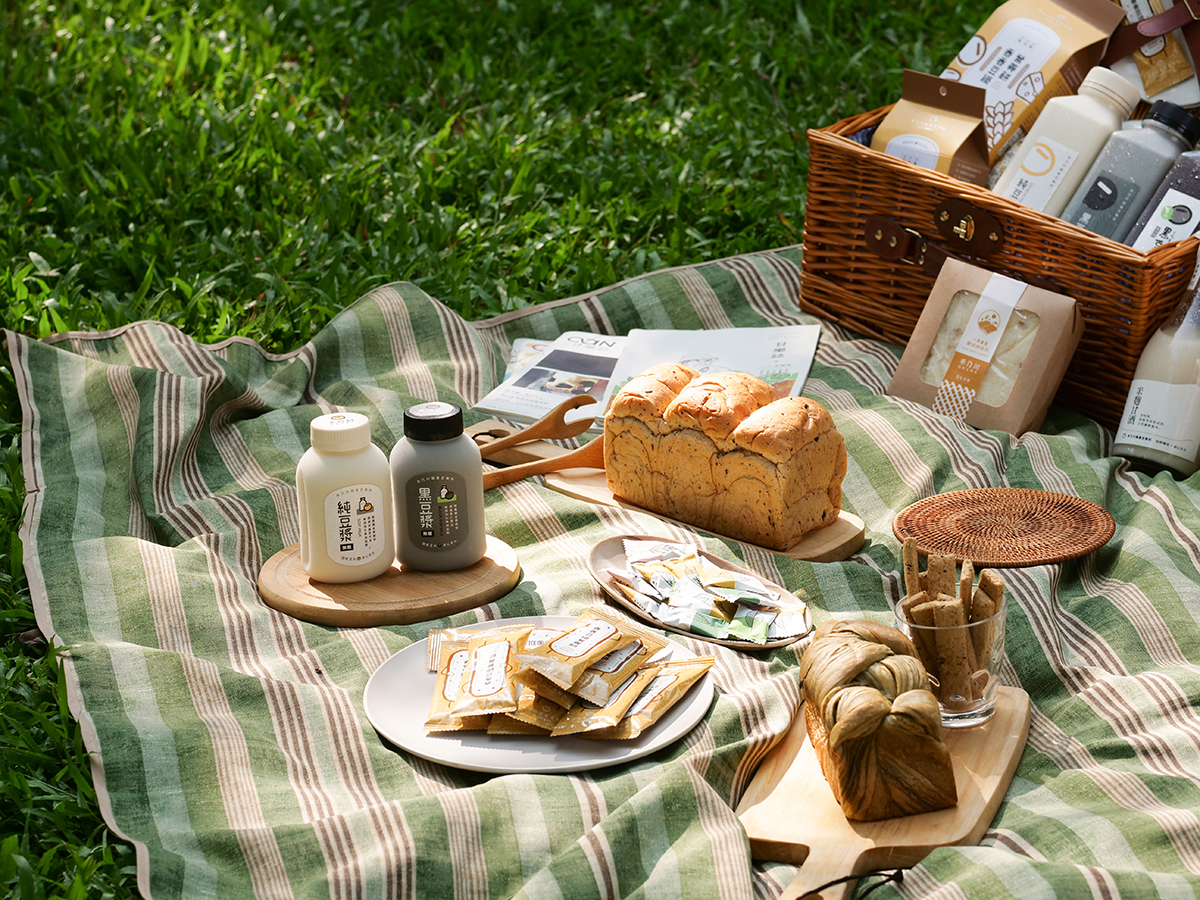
[603,365,847,550]
[800,619,957,822]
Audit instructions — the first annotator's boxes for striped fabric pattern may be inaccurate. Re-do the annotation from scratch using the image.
[9,244,1200,898]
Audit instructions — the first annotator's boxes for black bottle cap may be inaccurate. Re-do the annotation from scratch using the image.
[1146,100,1200,146]
[402,401,464,441]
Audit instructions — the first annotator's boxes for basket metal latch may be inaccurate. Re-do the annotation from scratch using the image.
[933,198,1005,256]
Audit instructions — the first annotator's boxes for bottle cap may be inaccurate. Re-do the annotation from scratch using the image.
[1078,66,1140,117]
[403,401,465,442]
[310,412,372,452]
[1145,100,1200,146]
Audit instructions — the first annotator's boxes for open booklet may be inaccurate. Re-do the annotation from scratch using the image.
[474,325,821,426]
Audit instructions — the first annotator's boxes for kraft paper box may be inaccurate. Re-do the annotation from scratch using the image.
[871,70,991,185]
[939,0,1125,165]
[887,259,1084,435]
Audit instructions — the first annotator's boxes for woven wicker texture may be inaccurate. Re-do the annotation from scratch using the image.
[800,107,1199,433]
[892,488,1116,568]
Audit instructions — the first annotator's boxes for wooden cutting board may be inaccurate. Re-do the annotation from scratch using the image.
[257,535,521,627]
[736,686,1031,900]
[542,468,866,563]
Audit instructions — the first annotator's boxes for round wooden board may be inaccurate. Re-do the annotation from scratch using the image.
[257,535,522,627]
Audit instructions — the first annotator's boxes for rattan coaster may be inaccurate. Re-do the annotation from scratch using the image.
[892,488,1115,568]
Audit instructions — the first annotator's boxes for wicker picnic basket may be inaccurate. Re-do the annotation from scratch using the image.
[799,106,1200,433]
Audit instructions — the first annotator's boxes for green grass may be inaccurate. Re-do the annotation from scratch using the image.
[0,0,979,895]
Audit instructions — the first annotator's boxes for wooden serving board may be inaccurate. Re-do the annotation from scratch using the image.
[542,468,866,563]
[257,535,521,627]
[736,686,1031,900]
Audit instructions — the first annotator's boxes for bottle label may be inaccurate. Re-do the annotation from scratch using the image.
[324,484,387,566]
[405,472,469,551]
[1002,136,1080,210]
[1128,187,1200,251]
[1115,379,1200,461]
[1068,170,1142,238]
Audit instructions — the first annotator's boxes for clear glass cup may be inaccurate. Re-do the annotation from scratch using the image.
[897,596,1006,727]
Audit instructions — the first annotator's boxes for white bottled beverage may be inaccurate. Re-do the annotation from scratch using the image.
[1113,246,1200,477]
[993,67,1140,218]
[297,412,395,583]
[390,402,487,572]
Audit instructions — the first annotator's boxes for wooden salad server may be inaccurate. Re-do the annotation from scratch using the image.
[483,435,604,489]
[475,394,597,459]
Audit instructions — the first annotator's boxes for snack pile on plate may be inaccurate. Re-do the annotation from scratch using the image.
[897,538,1005,710]
[800,619,957,822]
[604,365,847,550]
[600,538,810,644]
[424,606,714,740]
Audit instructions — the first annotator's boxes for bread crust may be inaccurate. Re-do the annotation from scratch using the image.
[604,369,847,550]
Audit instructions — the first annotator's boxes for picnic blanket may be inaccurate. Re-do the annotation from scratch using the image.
[9,244,1200,900]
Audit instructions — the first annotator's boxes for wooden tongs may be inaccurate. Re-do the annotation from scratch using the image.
[477,394,605,490]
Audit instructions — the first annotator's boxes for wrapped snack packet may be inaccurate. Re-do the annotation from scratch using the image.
[426,622,532,672]
[424,641,492,733]
[551,664,662,737]
[570,621,668,705]
[487,716,551,735]
[450,625,532,717]
[515,606,632,690]
[504,685,569,731]
[583,657,715,740]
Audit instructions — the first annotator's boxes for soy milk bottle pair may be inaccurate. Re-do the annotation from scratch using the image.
[296,404,486,582]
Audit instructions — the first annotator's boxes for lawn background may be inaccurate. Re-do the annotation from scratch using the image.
[1,1,981,895]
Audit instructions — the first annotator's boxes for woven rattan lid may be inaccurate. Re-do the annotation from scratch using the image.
[892,488,1115,568]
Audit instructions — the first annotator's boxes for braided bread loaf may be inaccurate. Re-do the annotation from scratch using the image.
[603,365,847,550]
[800,619,957,821]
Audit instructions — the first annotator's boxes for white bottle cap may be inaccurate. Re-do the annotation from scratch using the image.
[310,412,372,452]
[1078,66,1141,117]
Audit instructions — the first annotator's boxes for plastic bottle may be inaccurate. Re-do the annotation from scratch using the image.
[1122,150,1200,250]
[296,412,395,583]
[390,401,487,571]
[1112,245,1200,477]
[1061,100,1200,240]
[993,67,1140,218]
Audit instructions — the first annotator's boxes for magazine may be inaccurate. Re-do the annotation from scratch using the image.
[598,325,821,409]
[474,332,627,424]
[474,324,821,426]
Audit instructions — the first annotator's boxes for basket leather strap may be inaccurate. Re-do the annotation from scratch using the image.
[865,215,952,278]
[1105,0,1200,70]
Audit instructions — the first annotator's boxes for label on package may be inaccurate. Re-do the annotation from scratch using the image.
[1128,187,1200,251]
[883,133,941,170]
[1000,135,1080,210]
[323,483,387,566]
[931,273,1025,421]
[550,620,619,659]
[1067,170,1142,238]
[1115,379,1200,460]
[467,641,511,699]
[404,471,468,552]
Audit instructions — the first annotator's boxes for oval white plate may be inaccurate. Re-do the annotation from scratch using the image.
[587,535,812,650]
[363,615,716,774]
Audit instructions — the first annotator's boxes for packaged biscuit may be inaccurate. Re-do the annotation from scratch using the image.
[425,622,533,672]
[515,606,634,690]
[570,621,669,706]
[551,664,663,737]
[449,625,531,717]
[504,685,569,731]
[424,641,493,733]
[487,716,551,735]
[583,657,715,740]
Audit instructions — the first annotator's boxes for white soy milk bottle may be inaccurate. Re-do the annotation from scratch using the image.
[390,401,487,571]
[296,412,395,582]
[1113,246,1200,477]
[993,67,1140,218]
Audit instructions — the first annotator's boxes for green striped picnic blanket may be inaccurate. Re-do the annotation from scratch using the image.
[9,244,1200,899]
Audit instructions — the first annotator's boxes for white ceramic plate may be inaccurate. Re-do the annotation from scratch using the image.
[587,535,812,650]
[363,615,716,774]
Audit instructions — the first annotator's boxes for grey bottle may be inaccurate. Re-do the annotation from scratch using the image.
[1061,101,1200,241]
